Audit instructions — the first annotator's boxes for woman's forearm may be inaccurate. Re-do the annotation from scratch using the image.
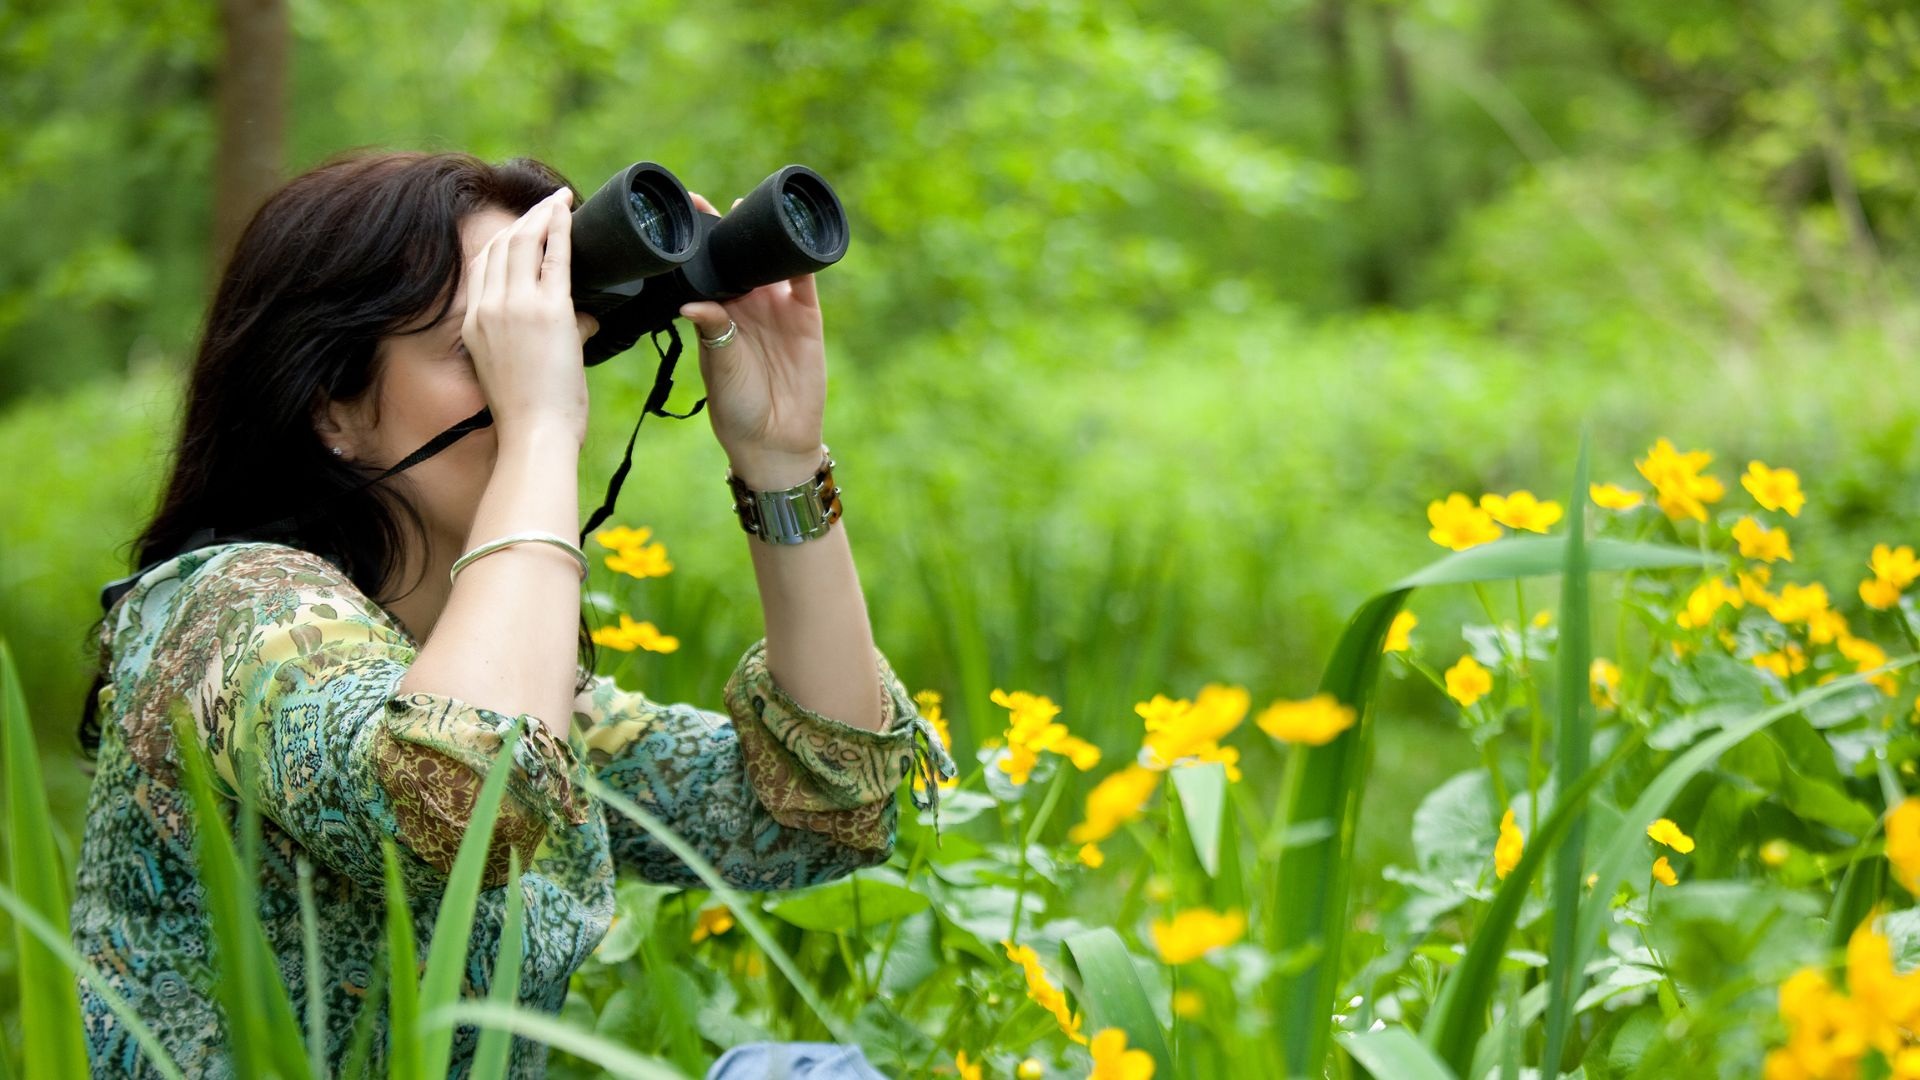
[397,423,583,739]
[735,448,887,733]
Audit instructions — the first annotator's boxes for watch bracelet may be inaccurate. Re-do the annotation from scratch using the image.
[726,448,843,545]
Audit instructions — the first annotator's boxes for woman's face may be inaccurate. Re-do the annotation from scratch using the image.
[317,205,518,558]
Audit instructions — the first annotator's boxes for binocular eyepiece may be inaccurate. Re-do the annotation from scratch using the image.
[568,162,851,365]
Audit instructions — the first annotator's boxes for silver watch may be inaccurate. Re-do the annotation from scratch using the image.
[725,448,843,545]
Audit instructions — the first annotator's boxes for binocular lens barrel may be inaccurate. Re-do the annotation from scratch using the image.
[569,162,698,292]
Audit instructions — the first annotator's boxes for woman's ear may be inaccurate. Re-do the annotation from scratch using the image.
[313,395,360,462]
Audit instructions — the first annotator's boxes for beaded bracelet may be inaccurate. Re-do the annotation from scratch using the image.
[449,530,589,586]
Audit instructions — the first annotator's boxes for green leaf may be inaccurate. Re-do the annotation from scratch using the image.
[383,842,423,1080]
[1171,761,1228,877]
[1340,1027,1458,1079]
[768,872,931,932]
[1,638,89,1078]
[1542,434,1593,1074]
[296,856,328,1080]
[1059,928,1173,1077]
[169,702,309,1080]
[427,1001,689,1079]
[471,850,526,1080]
[420,722,525,1079]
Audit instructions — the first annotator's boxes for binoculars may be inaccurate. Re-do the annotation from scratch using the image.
[569,162,850,365]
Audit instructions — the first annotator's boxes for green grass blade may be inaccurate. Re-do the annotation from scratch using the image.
[383,842,423,1080]
[580,773,848,1042]
[427,1001,690,1079]
[1541,435,1593,1072]
[0,638,89,1078]
[1171,762,1228,879]
[0,882,187,1080]
[1423,735,1641,1071]
[1270,525,1718,1074]
[296,856,327,1079]
[471,850,526,1080]
[168,702,309,1080]
[419,723,524,1079]
[1059,928,1173,1076]
[1339,1027,1458,1080]
[1829,853,1887,949]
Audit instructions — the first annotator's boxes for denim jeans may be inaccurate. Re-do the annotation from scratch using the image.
[704,1041,890,1079]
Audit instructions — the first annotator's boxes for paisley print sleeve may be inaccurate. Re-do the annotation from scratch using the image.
[574,638,957,891]
[162,543,586,892]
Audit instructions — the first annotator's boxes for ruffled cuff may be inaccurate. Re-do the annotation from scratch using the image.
[382,691,591,836]
[723,639,958,852]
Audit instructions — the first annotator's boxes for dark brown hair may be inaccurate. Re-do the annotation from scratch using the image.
[79,149,598,752]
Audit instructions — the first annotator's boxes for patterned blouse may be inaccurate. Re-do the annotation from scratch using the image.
[71,541,957,1078]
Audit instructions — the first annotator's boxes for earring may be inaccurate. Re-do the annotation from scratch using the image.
[330,446,344,458]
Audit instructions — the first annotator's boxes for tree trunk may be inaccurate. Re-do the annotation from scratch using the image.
[212,0,288,269]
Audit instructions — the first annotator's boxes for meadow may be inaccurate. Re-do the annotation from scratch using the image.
[7,0,1920,1076]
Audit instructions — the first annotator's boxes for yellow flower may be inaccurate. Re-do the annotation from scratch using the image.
[1383,611,1417,654]
[1444,655,1493,709]
[1862,576,1903,611]
[954,1051,982,1080]
[1753,645,1808,679]
[1003,941,1088,1045]
[1139,686,1246,777]
[1088,1028,1156,1080]
[604,536,674,579]
[1676,577,1743,630]
[593,525,654,551]
[1427,493,1502,551]
[1743,460,1806,517]
[1480,491,1564,533]
[1590,483,1644,510]
[1766,582,1831,627]
[1873,795,1920,887]
[1651,856,1678,886]
[1837,634,1899,695]
[1255,694,1357,746]
[1150,907,1247,965]
[690,904,734,943]
[1078,842,1105,868]
[1172,987,1204,1018]
[1732,517,1793,563]
[1738,567,1777,608]
[1872,544,1920,589]
[1636,438,1726,522]
[590,614,681,653]
[1647,818,1696,854]
[1589,658,1622,710]
[1806,608,1850,646]
[992,688,1096,784]
[1069,765,1161,845]
[1760,839,1791,867]
[1495,808,1523,880]
[1017,1059,1044,1080]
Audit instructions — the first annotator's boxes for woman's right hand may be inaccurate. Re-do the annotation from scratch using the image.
[461,187,599,449]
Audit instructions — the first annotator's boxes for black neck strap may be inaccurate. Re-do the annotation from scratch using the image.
[99,324,704,615]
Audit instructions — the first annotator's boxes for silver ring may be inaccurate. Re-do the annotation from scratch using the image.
[699,320,739,349]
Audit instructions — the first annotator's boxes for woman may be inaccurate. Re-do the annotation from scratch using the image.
[71,150,955,1077]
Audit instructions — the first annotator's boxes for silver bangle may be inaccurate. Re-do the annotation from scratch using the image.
[449,530,589,585]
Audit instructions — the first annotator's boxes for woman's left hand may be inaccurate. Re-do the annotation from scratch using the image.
[679,193,829,490]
